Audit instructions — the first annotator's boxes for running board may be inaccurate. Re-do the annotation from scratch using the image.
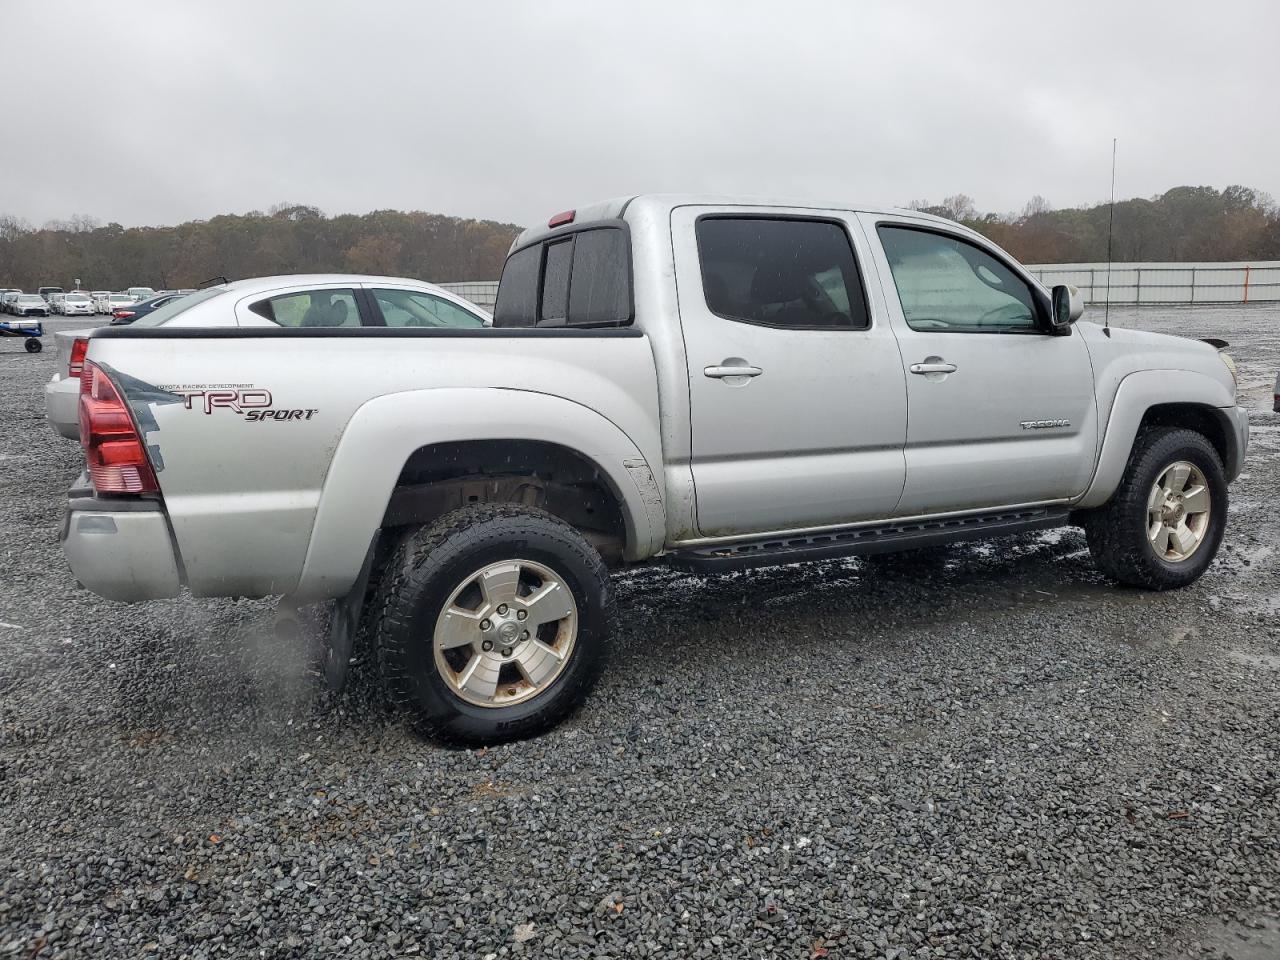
[666,506,1072,573]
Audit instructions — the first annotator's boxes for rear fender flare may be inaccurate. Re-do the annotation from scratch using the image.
[293,388,665,601]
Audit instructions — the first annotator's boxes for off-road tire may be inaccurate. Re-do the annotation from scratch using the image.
[1083,427,1227,590]
[370,502,610,745]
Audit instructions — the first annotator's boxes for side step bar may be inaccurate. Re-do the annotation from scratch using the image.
[666,506,1072,573]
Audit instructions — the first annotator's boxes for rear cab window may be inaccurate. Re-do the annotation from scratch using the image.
[494,221,632,328]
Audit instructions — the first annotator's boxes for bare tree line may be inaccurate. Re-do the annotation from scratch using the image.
[911,185,1280,263]
[0,204,520,290]
[2,186,1278,290]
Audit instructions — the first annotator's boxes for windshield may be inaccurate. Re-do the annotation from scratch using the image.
[132,285,226,327]
[109,295,131,302]
[17,295,42,302]
[66,294,90,302]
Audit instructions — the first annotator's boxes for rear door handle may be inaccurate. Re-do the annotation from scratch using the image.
[909,360,958,375]
[704,363,763,379]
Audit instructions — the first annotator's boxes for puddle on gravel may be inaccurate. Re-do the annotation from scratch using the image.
[1167,915,1280,959]
[1226,649,1280,671]
[1122,624,1200,650]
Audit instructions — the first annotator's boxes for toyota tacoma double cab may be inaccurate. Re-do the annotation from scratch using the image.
[62,195,1249,743]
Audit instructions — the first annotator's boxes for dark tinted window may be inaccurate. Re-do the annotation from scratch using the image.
[493,245,540,327]
[539,239,573,324]
[696,218,869,329]
[877,227,1038,332]
[568,229,629,325]
[494,224,633,328]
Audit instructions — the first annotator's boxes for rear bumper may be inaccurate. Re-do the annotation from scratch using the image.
[61,474,182,601]
[44,373,80,440]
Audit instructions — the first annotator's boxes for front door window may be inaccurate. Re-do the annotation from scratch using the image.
[877,227,1039,332]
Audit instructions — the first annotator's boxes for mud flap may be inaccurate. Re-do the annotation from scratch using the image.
[323,538,378,692]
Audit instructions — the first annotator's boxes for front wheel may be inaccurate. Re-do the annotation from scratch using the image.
[1082,427,1227,589]
[370,502,611,745]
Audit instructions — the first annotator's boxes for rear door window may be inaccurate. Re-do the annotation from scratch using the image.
[695,217,870,329]
[371,288,486,328]
[248,289,361,327]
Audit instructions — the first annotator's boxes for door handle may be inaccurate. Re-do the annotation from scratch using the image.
[704,363,763,379]
[909,360,958,375]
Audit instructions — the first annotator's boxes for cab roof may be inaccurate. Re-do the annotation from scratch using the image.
[513,193,958,249]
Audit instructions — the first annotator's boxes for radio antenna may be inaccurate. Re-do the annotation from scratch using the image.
[1103,137,1117,336]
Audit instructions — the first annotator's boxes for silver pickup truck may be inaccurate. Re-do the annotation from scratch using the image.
[62,195,1248,743]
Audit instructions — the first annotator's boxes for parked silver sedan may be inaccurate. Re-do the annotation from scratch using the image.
[11,294,49,317]
[44,274,489,440]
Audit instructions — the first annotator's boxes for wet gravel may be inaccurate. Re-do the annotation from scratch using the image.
[1,308,1279,959]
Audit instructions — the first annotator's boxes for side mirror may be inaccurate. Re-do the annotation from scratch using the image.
[1051,284,1084,331]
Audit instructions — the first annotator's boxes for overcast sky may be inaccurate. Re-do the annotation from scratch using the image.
[4,0,1277,229]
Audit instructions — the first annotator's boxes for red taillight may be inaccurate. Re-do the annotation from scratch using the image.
[548,209,575,228]
[113,310,134,320]
[79,361,159,495]
[67,337,88,377]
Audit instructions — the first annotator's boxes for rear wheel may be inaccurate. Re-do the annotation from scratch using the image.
[24,338,41,353]
[370,502,610,744]
[1083,427,1227,589]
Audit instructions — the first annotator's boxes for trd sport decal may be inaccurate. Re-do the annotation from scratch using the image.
[163,386,318,422]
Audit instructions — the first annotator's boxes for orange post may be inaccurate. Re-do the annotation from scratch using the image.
[1243,265,1250,304]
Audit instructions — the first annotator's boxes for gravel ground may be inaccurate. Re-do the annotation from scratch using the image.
[1,308,1278,959]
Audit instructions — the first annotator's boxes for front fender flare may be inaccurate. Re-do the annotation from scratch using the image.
[1075,369,1237,509]
[292,388,665,601]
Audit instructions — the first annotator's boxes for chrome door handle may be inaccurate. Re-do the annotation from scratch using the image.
[704,364,763,379]
[909,361,957,375]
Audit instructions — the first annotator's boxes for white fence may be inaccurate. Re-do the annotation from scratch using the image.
[1025,261,1280,305]
[438,281,499,310]
[442,262,1280,312]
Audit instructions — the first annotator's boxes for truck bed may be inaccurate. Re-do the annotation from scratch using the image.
[82,326,662,598]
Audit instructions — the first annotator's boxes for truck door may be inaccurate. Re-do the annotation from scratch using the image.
[672,206,908,537]
[860,214,1098,514]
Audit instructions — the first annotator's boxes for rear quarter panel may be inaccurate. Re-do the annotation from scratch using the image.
[85,333,662,598]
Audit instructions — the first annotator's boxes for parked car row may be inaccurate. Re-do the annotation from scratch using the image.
[0,285,175,316]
